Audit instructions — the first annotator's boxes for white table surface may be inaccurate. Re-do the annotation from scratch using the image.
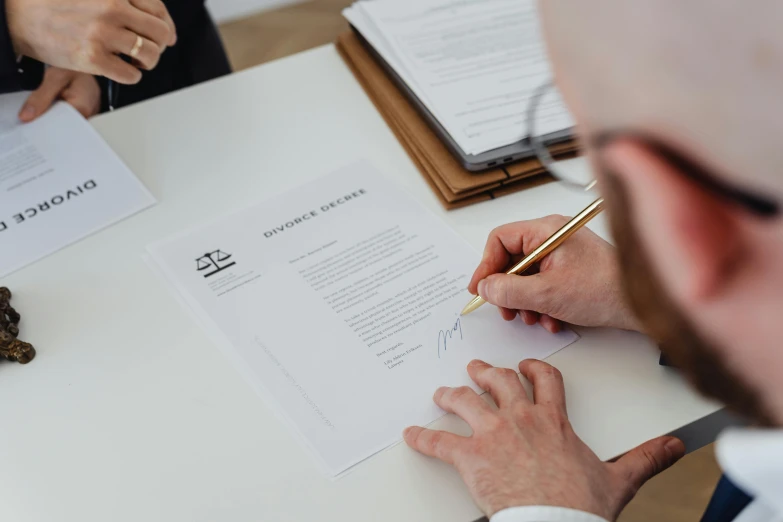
[0,45,721,522]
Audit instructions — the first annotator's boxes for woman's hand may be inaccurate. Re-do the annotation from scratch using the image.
[6,0,177,84]
[19,68,102,122]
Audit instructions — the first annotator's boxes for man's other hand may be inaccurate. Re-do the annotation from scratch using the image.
[404,360,685,520]
[6,0,177,85]
[468,216,640,333]
[19,68,101,122]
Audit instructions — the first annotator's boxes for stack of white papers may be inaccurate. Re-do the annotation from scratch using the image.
[147,161,578,477]
[344,0,574,156]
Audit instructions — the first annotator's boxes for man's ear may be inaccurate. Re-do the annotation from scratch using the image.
[600,138,743,305]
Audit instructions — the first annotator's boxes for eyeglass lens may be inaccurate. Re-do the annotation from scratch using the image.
[527,81,595,191]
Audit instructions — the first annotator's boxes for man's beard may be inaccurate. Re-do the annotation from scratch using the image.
[602,170,775,426]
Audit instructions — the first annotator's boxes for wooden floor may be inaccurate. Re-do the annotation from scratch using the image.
[219,0,354,71]
[217,3,722,520]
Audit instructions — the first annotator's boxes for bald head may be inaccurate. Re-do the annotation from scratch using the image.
[540,0,783,197]
[537,1,783,423]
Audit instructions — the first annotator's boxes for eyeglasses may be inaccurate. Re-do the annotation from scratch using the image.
[526,80,596,192]
[527,80,779,217]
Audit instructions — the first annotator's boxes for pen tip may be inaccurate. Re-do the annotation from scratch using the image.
[460,295,485,316]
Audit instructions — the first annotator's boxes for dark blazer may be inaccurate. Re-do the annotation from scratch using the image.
[0,0,43,93]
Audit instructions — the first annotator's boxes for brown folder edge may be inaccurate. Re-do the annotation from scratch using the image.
[336,33,510,195]
[339,31,579,194]
[336,33,568,209]
[336,39,492,209]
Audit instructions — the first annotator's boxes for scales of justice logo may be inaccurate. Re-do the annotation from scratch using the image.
[195,250,236,278]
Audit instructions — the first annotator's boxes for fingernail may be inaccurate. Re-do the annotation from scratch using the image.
[19,105,35,121]
[468,359,486,367]
[402,427,412,437]
[477,279,488,299]
[664,438,684,455]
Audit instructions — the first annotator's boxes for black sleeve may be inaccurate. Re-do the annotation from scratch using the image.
[0,0,43,93]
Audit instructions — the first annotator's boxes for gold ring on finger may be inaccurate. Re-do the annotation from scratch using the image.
[129,35,144,59]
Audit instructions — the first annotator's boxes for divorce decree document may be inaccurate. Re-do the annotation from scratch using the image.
[147,161,577,476]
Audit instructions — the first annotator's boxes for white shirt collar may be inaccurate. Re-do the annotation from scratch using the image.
[717,428,783,515]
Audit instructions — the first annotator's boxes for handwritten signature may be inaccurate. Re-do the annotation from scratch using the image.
[437,317,463,358]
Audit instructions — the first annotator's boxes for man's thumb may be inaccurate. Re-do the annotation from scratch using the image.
[477,273,552,312]
[612,436,685,491]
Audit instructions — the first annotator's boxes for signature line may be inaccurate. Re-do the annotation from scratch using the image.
[438,317,463,358]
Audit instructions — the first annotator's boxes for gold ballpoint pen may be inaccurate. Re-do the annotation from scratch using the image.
[461,197,605,316]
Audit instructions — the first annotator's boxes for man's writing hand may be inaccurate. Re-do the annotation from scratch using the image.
[468,216,640,333]
[19,67,101,122]
[404,360,685,520]
[6,0,177,85]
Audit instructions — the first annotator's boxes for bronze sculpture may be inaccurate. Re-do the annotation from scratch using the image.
[0,287,35,364]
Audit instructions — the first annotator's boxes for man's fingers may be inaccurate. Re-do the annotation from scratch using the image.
[468,232,515,293]
[433,386,495,429]
[468,223,529,293]
[129,0,177,45]
[477,272,555,313]
[518,359,567,412]
[540,314,562,333]
[499,307,517,321]
[467,360,527,408]
[467,218,565,294]
[521,310,540,325]
[112,30,161,70]
[612,436,685,493]
[403,426,465,465]
[19,69,72,122]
